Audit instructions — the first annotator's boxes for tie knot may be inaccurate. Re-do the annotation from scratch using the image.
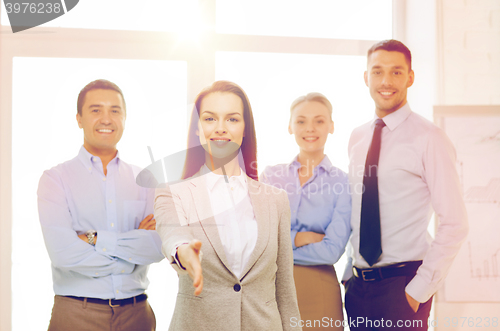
[375,119,386,128]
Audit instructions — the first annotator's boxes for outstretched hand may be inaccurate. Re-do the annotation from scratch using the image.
[177,240,203,296]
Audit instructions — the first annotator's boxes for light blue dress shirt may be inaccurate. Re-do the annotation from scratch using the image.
[261,155,351,265]
[37,146,164,299]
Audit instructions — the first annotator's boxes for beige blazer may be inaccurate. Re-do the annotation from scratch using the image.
[154,173,301,331]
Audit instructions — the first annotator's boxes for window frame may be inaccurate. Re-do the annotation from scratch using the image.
[0,1,402,329]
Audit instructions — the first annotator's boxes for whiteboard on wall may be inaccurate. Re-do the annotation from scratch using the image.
[434,105,500,302]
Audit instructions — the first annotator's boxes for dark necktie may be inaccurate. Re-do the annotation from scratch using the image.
[360,119,386,266]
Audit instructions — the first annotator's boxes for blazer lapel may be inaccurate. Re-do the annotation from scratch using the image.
[240,178,270,280]
[187,175,233,274]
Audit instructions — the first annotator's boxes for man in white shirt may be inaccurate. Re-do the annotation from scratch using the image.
[343,40,468,330]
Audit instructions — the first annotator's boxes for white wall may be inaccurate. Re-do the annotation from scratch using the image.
[397,0,500,329]
[436,0,500,329]
[440,0,500,105]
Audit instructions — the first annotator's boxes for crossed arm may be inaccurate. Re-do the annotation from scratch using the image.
[291,189,351,266]
[38,171,163,278]
[77,214,157,244]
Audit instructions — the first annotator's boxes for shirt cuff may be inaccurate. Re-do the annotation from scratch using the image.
[171,243,189,270]
[95,231,118,258]
[290,229,298,250]
[170,242,203,275]
[405,273,435,303]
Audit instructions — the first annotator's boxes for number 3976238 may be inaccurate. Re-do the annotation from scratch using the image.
[5,2,62,14]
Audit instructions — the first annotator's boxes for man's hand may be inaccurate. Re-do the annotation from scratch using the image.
[405,292,420,313]
[139,214,156,230]
[78,233,97,245]
[295,231,325,248]
[77,214,155,244]
[177,240,203,296]
[78,234,90,243]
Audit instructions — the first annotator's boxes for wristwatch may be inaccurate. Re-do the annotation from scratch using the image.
[86,230,97,246]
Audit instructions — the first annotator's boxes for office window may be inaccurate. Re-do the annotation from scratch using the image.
[216,0,392,40]
[216,51,374,173]
[3,2,395,330]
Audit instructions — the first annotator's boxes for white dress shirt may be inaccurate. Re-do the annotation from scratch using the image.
[201,165,258,279]
[347,103,468,303]
[170,166,258,279]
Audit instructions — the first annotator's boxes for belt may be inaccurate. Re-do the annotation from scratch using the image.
[65,293,148,308]
[353,261,422,282]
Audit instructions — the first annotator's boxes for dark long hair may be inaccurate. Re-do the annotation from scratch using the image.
[181,81,258,181]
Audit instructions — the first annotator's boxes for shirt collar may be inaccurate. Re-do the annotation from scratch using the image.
[78,145,121,174]
[371,102,412,132]
[201,164,247,192]
[287,154,333,175]
[288,156,301,170]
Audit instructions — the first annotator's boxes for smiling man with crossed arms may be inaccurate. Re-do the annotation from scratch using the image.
[38,79,164,330]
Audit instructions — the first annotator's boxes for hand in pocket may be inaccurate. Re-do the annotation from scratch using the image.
[405,292,420,313]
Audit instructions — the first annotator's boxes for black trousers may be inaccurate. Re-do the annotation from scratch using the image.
[345,274,433,330]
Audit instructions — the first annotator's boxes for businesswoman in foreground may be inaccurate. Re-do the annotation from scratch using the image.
[261,93,351,330]
[154,81,301,331]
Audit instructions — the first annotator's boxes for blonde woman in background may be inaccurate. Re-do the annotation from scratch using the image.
[261,93,351,330]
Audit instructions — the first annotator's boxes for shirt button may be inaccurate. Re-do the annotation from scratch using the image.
[108,200,112,203]
[111,223,114,227]
[116,290,119,294]
[233,284,241,292]
[129,258,132,261]
[231,187,234,191]
[88,167,91,171]
[121,270,125,273]
[95,272,98,275]
[103,248,107,252]
[102,178,106,181]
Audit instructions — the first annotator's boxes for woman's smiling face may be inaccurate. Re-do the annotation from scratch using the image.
[197,92,245,158]
[289,100,333,154]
